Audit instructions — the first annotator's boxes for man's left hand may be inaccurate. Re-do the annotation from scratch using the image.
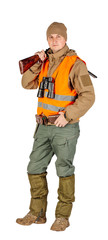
[54,112,68,127]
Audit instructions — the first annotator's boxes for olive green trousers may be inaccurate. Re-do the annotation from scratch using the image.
[27,122,80,177]
[27,123,80,218]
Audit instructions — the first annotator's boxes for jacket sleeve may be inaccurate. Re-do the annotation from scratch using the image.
[21,61,42,89]
[65,59,95,121]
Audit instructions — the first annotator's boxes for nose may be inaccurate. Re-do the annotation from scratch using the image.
[53,38,57,45]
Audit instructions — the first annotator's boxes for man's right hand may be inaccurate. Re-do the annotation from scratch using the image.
[35,50,46,62]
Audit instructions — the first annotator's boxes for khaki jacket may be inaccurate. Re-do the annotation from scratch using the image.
[21,44,95,123]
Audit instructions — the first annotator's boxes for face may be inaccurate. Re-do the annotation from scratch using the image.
[48,34,66,53]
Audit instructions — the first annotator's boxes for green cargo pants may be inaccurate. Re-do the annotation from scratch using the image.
[27,122,80,177]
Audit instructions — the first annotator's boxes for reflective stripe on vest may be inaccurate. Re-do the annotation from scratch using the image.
[44,92,77,101]
[38,102,65,112]
[37,55,84,117]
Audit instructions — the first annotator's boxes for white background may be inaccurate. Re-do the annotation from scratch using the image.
[0,0,108,239]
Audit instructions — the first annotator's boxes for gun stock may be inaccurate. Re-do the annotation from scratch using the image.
[19,54,41,74]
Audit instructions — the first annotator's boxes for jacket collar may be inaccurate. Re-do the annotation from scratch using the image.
[48,44,69,62]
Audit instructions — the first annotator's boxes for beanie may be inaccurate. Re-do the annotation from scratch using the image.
[46,22,67,41]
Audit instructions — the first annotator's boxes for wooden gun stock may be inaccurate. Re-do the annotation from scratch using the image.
[19,54,41,74]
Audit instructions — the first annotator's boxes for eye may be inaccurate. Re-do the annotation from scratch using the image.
[49,35,53,39]
[57,35,61,38]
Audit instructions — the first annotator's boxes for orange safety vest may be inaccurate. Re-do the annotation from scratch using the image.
[37,55,83,117]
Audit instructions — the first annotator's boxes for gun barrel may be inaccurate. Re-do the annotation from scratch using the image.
[88,70,97,78]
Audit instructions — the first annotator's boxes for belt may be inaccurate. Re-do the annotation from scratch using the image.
[35,114,60,125]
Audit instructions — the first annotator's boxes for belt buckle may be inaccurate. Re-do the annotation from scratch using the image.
[42,116,48,125]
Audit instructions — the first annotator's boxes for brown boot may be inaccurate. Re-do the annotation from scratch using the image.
[50,218,69,231]
[16,212,46,225]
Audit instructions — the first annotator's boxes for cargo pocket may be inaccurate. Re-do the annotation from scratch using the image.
[65,134,79,161]
[56,138,67,146]
[53,138,67,159]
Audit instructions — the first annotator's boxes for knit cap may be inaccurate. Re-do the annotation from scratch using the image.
[46,22,67,41]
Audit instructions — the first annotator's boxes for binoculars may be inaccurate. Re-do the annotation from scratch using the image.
[37,77,55,99]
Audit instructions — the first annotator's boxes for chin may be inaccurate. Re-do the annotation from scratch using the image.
[52,47,61,52]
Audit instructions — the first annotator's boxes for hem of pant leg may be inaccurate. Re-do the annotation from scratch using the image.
[59,174,75,179]
[27,171,47,176]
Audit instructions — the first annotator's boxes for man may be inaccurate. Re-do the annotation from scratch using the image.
[16,22,95,231]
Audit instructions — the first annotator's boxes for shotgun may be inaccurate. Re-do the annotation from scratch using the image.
[19,50,97,78]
